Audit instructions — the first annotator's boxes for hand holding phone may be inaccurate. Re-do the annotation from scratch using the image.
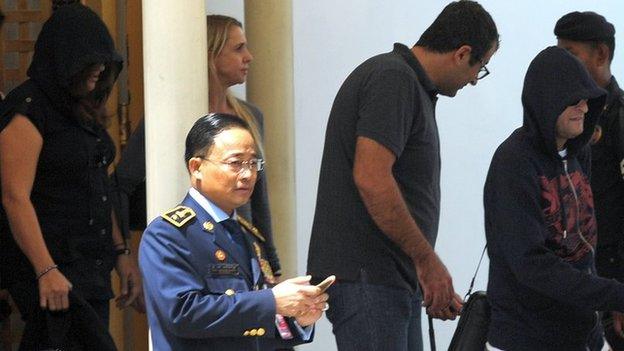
[316,275,336,293]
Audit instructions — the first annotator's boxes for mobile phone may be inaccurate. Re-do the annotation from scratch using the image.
[316,275,336,293]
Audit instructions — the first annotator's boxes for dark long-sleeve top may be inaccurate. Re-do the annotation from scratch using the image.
[485,47,624,351]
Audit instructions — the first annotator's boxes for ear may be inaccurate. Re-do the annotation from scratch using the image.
[188,157,203,180]
[594,43,610,67]
[453,45,473,65]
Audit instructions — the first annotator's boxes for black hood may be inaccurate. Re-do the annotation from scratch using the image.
[27,3,122,115]
[521,46,606,157]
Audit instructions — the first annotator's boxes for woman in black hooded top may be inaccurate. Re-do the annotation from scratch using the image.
[0,4,141,349]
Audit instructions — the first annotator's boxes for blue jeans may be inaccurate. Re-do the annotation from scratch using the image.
[326,281,423,351]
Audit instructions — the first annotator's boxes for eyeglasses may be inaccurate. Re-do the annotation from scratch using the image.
[477,61,490,80]
[198,156,265,173]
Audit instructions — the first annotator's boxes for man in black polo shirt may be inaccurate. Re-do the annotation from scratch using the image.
[555,11,624,350]
[307,1,499,350]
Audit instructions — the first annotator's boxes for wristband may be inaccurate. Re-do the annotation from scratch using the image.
[275,314,294,340]
[115,247,131,256]
[36,264,59,280]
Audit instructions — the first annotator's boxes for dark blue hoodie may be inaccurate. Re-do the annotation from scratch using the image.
[485,47,624,350]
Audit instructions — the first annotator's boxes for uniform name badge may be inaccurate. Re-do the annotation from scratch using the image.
[275,314,294,340]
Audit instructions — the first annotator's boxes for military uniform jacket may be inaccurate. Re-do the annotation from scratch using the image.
[139,193,310,351]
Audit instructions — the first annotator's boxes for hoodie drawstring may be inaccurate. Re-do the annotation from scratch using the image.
[562,159,595,256]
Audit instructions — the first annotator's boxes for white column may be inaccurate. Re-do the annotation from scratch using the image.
[143,1,208,220]
[142,2,208,349]
[245,0,297,278]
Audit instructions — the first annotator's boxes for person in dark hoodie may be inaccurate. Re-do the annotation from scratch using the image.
[554,12,624,350]
[484,46,624,351]
[0,4,141,349]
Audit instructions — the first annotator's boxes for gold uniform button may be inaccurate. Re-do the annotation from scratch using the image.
[250,329,257,336]
[257,328,265,336]
[203,221,214,232]
[243,330,250,336]
[215,249,227,261]
[224,289,235,296]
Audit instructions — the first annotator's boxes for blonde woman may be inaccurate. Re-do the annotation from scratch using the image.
[206,15,281,276]
[113,15,281,277]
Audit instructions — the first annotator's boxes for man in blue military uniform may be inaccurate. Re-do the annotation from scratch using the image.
[139,114,327,351]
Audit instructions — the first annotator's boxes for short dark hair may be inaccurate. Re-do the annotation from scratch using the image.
[416,0,499,65]
[184,113,253,167]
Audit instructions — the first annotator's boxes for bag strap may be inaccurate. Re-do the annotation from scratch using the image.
[428,314,436,351]
[464,245,488,301]
[427,244,488,350]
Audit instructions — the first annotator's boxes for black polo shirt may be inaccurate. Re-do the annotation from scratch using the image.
[307,43,440,292]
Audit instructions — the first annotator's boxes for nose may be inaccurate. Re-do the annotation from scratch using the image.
[237,169,256,185]
[469,78,478,86]
[578,99,588,113]
[245,49,253,63]
[238,166,254,179]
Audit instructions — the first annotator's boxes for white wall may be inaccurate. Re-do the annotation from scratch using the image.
[205,0,624,349]
[292,1,624,350]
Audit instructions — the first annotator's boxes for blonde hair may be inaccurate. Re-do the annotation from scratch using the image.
[207,15,264,156]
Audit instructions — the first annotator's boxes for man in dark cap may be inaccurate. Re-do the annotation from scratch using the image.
[556,11,624,350]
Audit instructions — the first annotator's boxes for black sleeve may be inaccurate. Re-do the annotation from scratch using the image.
[614,99,624,234]
[110,119,146,238]
[615,100,624,179]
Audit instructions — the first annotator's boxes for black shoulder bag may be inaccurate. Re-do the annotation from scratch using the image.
[427,246,490,351]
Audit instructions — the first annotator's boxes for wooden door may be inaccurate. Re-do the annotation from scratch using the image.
[104,0,149,350]
[0,0,51,95]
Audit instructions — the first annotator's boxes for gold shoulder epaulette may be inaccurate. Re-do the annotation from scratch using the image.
[162,206,196,228]
[237,216,265,242]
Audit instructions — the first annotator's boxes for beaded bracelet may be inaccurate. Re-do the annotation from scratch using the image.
[115,247,131,256]
[36,264,59,280]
